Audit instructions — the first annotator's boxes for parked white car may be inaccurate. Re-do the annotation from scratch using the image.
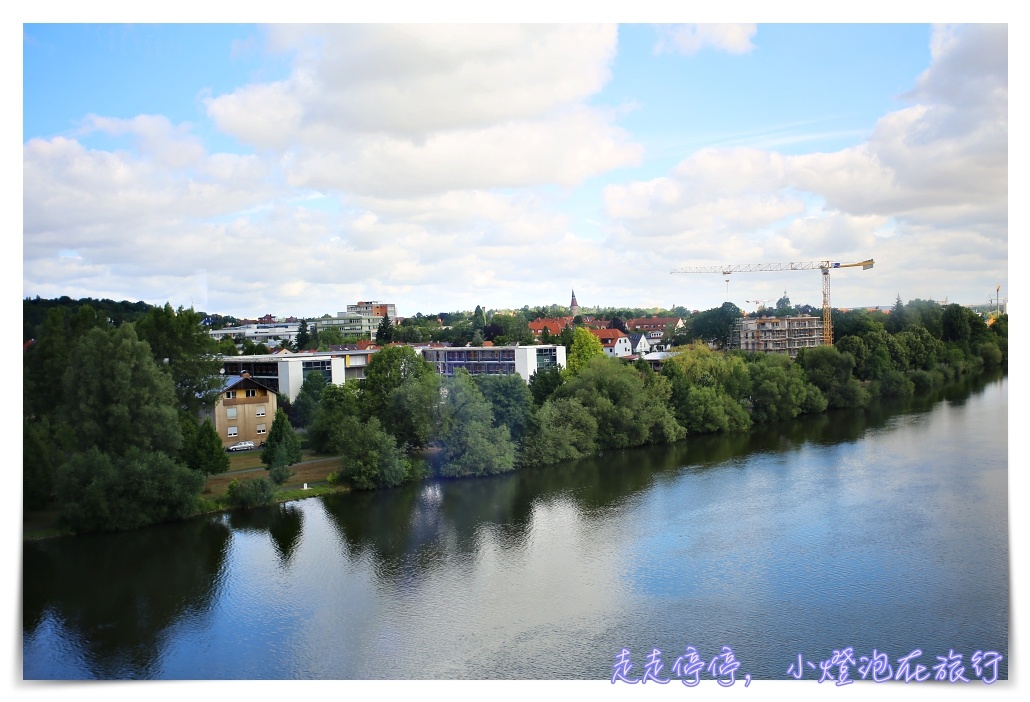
[226,440,255,452]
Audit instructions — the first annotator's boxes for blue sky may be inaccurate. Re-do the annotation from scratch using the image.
[21,21,1008,318]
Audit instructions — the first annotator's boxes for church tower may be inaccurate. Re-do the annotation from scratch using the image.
[570,289,580,317]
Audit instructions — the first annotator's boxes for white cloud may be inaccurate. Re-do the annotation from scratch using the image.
[653,24,757,56]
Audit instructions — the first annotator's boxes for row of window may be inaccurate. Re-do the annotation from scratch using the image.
[225,406,266,419]
[225,389,259,399]
[227,424,267,438]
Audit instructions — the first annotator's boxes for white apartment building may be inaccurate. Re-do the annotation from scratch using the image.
[419,344,566,381]
[208,321,300,345]
[220,349,377,402]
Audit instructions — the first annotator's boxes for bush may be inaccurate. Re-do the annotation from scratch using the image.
[226,477,277,508]
[908,370,936,393]
[876,369,915,398]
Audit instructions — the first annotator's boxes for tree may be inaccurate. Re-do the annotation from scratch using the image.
[134,304,223,414]
[557,356,684,450]
[216,336,238,356]
[361,344,435,423]
[335,417,408,490]
[746,353,826,423]
[520,397,597,466]
[386,371,442,448]
[23,418,55,510]
[261,409,302,467]
[611,316,628,333]
[58,448,204,533]
[884,295,908,334]
[291,372,328,427]
[316,327,346,346]
[182,418,230,477]
[295,320,311,351]
[437,370,516,477]
[528,365,565,405]
[63,324,183,457]
[688,302,742,348]
[376,314,395,343]
[566,327,605,376]
[796,346,867,409]
[941,303,971,347]
[308,383,362,454]
[476,374,534,443]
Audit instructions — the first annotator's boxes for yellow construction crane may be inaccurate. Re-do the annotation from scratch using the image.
[671,259,874,345]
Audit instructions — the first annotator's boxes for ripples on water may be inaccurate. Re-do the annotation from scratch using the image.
[23,373,1008,680]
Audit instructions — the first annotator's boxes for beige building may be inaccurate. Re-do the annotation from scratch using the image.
[732,315,825,359]
[201,374,279,448]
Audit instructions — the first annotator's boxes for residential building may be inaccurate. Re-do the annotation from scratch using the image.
[589,328,634,358]
[732,315,825,358]
[201,374,279,448]
[208,321,300,345]
[627,333,651,355]
[626,317,684,332]
[529,317,573,337]
[347,301,397,319]
[643,351,678,373]
[220,348,377,402]
[316,313,381,340]
[420,344,566,381]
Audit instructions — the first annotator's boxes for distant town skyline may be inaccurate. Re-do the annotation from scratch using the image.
[23,22,1008,319]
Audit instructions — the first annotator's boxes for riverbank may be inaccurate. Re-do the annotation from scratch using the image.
[23,449,349,540]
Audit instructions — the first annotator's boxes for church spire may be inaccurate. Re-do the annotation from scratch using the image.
[570,289,580,317]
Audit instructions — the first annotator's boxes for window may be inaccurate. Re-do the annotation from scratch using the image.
[256,406,266,417]
[228,426,238,437]
[245,389,257,398]
[226,407,237,420]
[225,390,236,399]
[256,424,267,435]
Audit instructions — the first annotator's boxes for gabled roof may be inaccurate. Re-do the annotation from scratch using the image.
[220,374,277,395]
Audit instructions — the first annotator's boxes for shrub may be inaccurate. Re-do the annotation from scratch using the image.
[226,478,276,508]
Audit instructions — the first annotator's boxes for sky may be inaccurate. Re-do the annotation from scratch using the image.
[20,17,1010,320]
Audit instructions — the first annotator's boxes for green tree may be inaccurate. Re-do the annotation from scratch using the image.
[182,418,230,477]
[519,397,598,466]
[361,344,435,423]
[338,417,409,489]
[134,304,223,414]
[295,320,311,350]
[557,356,684,450]
[63,324,183,457]
[688,302,742,348]
[386,371,442,448]
[23,418,55,510]
[796,346,867,409]
[260,409,302,467]
[941,303,972,347]
[291,372,328,428]
[308,383,362,454]
[376,314,395,343]
[316,326,346,346]
[884,294,908,334]
[216,336,239,356]
[528,366,565,406]
[57,448,203,533]
[746,353,825,423]
[475,374,534,443]
[566,327,605,376]
[438,370,516,477]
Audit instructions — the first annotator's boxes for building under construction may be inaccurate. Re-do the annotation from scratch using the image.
[731,315,825,359]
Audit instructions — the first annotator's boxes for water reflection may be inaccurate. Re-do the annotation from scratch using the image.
[23,518,231,679]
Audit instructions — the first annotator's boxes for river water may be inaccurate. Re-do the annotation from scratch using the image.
[23,372,1008,681]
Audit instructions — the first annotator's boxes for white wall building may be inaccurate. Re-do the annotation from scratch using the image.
[221,349,377,402]
[208,322,300,345]
[420,344,565,381]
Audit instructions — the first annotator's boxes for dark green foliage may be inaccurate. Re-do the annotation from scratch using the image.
[896,327,942,371]
[64,324,183,456]
[23,418,55,510]
[291,372,327,427]
[475,374,534,443]
[216,336,238,355]
[941,303,971,347]
[796,346,867,409]
[520,397,597,466]
[295,320,311,351]
[260,409,302,467]
[528,366,565,406]
[688,302,743,348]
[557,356,684,450]
[57,448,204,533]
[23,295,151,343]
[182,418,230,476]
[134,304,223,414]
[226,477,277,509]
[438,371,517,477]
[338,417,409,490]
[746,353,822,423]
[308,383,362,454]
[904,299,944,339]
[978,341,1003,367]
[376,314,395,343]
[386,372,441,448]
[360,344,435,423]
[874,370,915,398]
[908,370,940,393]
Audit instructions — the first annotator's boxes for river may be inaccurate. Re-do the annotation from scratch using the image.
[23,371,1008,681]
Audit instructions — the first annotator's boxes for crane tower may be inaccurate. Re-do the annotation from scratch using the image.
[671,259,874,345]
